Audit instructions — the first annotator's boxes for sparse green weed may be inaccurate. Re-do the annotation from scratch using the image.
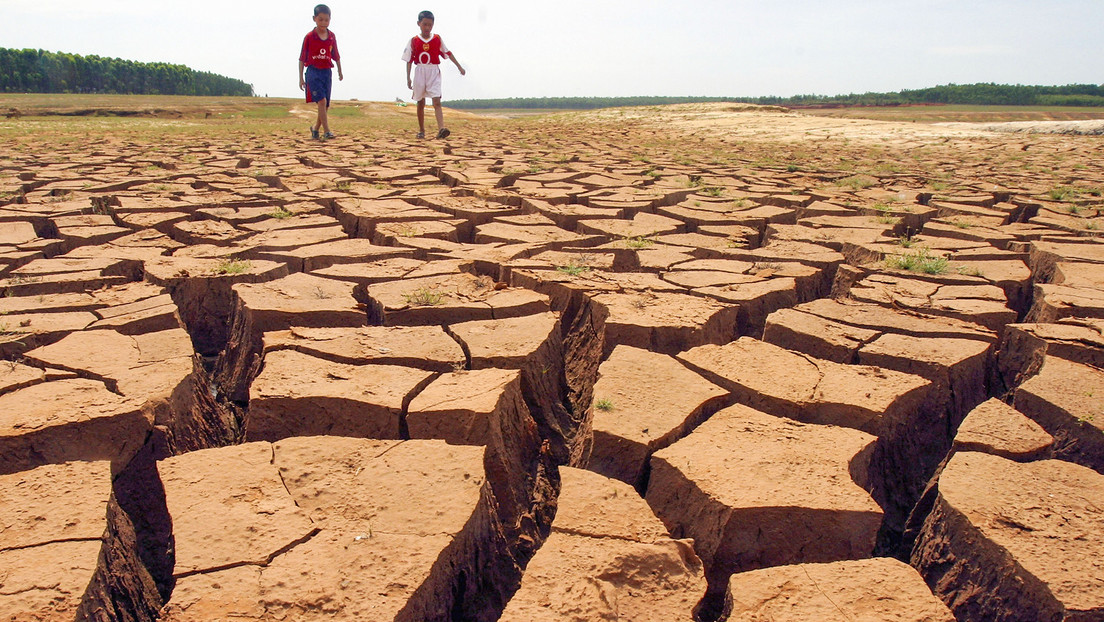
[886,248,949,275]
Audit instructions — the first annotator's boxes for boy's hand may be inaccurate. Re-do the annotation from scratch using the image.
[338,71,344,81]
[299,77,305,91]
[459,67,466,76]
[407,78,413,90]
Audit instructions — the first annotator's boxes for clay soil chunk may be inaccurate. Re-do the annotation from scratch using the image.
[160,437,507,622]
[246,349,433,441]
[0,378,149,474]
[594,291,739,357]
[1013,355,1104,473]
[500,467,706,622]
[997,320,1104,391]
[364,273,549,326]
[447,312,561,369]
[912,452,1104,621]
[726,558,954,622]
[407,368,524,445]
[589,345,729,488]
[646,404,882,591]
[0,461,114,622]
[953,398,1054,461]
[678,337,931,434]
[263,325,465,371]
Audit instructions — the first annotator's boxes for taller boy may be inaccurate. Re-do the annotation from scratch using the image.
[403,10,465,139]
[299,4,343,140]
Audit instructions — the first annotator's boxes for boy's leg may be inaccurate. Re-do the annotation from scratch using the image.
[316,99,329,134]
[416,100,427,135]
[432,97,445,130]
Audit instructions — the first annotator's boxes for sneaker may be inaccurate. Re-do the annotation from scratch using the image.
[310,127,320,140]
[436,128,451,139]
[323,132,335,140]
[416,131,426,139]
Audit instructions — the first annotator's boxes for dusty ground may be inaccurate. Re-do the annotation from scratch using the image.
[1,99,1103,622]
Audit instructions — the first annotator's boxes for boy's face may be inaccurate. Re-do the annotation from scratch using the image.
[314,12,331,30]
[418,18,434,37]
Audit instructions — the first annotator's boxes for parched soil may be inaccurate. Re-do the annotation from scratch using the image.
[0,100,1102,622]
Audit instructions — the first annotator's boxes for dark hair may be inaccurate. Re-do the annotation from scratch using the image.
[314,4,331,16]
[418,10,434,22]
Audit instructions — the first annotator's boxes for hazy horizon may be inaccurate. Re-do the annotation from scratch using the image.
[4,0,1102,102]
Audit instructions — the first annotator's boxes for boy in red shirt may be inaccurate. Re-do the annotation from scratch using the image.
[298,4,343,140]
[402,10,465,139]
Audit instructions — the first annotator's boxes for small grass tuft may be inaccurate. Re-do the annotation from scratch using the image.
[215,258,251,275]
[594,398,614,412]
[269,206,293,219]
[885,248,949,275]
[622,236,655,250]
[403,288,444,306]
[556,261,592,277]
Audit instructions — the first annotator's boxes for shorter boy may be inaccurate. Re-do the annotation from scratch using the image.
[299,4,343,140]
[402,10,465,139]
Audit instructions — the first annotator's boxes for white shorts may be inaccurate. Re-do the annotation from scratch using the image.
[412,64,443,101]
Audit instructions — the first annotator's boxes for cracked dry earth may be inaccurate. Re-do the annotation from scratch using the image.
[1,102,1103,622]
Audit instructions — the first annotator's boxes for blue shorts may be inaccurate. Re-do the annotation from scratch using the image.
[305,66,332,106]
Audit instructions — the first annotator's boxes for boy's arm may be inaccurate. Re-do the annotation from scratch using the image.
[298,61,306,91]
[335,58,344,81]
[406,62,413,90]
[448,53,466,76]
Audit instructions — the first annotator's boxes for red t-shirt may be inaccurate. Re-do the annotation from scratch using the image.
[300,30,340,69]
[404,34,450,65]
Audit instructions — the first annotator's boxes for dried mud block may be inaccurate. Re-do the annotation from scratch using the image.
[764,307,881,363]
[0,310,96,359]
[407,368,523,444]
[575,212,686,238]
[589,345,728,488]
[953,398,1054,461]
[159,438,511,622]
[793,298,996,343]
[246,349,433,441]
[144,256,289,356]
[169,219,250,246]
[263,325,464,371]
[0,378,150,475]
[647,404,880,595]
[678,338,937,547]
[406,366,552,555]
[725,558,953,622]
[694,276,802,337]
[678,338,930,434]
[364,273,549,326]
[500,468,706,622]
[0,461,125,622]
[87,291,182,334]
[996,320,1104,392]
[217,272,368,402]
[1013,355,1104,473]
[1028,240,1104,283]
[593,291,739,357]
[857,332,991,425]
[445,312,588,468]
[274,238,413,273]
[475,221,606,251]
[24,328,237,453]
[900,398,1057,556]
[912,452,1104,621]
[849,274,1015,332]
[1026,282,1104,323]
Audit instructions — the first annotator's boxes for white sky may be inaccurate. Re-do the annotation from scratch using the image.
[3,0,1102,101]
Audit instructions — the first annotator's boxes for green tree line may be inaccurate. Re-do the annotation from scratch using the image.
[0,48,253,96]
[450,83,1104,110]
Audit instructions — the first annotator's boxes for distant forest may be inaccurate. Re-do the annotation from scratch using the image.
[450,84,1104,110]
[0,48,254,96]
